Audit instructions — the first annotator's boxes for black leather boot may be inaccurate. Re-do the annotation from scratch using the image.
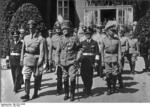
[38,74,42,90]
[64,79,69,100]
[21,79,30,100]
[118,73,124,89]
[70,80,75,101]
[32,76,39,99]
[107,88,111,95]
[56,67,63,96]
[112,76,119,93]
[106,78,112,95]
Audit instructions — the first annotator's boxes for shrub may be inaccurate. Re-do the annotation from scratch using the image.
[134,8,150,38]
[9,3,46,34]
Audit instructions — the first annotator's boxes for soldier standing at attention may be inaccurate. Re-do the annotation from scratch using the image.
[46,29,53,72]
[92,25,106,76]
[118,28,128,89]
[127,29,139,74]
[6,31,24,93]
[101,21,121,95]
[49,21,63,95]
[20,20,45,100]
[80,27,99,95]
[56,20,82,101]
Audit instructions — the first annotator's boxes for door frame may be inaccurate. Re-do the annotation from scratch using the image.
[83,5,133,26]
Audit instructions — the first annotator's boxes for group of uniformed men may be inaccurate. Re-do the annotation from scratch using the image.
[6,19,150,102]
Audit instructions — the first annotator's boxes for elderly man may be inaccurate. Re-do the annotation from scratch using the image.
[20,20,46,100]
[56,20,82,101]
[101,21,121,95]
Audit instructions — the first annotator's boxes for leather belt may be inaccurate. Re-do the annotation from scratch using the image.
[25,53,39,58]
[10,53,20,56]
[83,53,94,56]
[105,51,117,54]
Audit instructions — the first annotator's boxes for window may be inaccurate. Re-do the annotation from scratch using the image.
[57,0,69,20]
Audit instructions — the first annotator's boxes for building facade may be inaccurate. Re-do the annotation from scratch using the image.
[55,0,148,27]
[12,0,149,28]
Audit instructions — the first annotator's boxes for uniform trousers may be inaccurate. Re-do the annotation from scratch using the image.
[56,66,63,93]
[81,56,94,92]
[62,64,78,95]
[22,65,41,96]
[126,53,137,72]
[104,62,118,90]
[10,65,23,92]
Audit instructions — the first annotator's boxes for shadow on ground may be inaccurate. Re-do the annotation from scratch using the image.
[40,82,57,90]
[122,70,132,74]
[30,78,53,83]
[119,81,139,93]
[122,76,134,80]
[75,84,106,100]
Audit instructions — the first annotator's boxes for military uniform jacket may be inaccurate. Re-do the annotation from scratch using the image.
[8,40,22,65]
[48,33,61,63]
[21,33,45,67]
[101,36,121,63]
[92,33,106,53]
[128,38,139,54]
[56,34,81,66]
[81,39,99,63]
[119,36,129,53]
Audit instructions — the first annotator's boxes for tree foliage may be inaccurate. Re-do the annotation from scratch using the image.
[134,8,150,39]
[0,0,13,57]
[9,3,46,33]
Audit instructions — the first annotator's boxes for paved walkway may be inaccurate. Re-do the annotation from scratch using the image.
[1,67,150,103]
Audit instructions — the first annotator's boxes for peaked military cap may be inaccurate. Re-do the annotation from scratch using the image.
[85,26,93,34]
[54,21,61,29]
[62,20,71,30]
[12,31,20,36]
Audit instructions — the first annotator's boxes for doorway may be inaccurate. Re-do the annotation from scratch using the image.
[101,9,116,25]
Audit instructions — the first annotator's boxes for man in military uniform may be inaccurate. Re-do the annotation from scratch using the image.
[20,20,45,100]
[139,36,149,72]
[6,31,23,93]
[56,20,82,101]
[80,27,99,95]
[101,21,121,95]
[117,27,129,89]
[46,29,53,72]
[92,25,106,76]
[127,29,139,74]
[49,21,63,95]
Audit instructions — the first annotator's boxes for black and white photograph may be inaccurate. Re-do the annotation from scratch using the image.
[0,0,150,104]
